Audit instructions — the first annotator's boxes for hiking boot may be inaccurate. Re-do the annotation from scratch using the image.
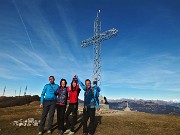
[47,130,51,134]
[83,133,88,135]
[38,132,43,135]
[64,129,70,134]
[68,131,75,135]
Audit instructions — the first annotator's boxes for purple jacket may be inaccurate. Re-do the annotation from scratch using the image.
[55,87,68,105]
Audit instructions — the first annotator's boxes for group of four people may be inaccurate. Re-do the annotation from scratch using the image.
[38,75,100,135]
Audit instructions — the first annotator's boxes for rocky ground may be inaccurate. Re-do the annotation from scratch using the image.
[0,101,180,135]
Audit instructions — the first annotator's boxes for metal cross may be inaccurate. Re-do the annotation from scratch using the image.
[81,10,118,89]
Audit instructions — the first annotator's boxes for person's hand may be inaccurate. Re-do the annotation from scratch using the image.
[40,104,43,108]
[97,108,100,111]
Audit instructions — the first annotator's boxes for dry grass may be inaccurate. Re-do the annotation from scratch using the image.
[0,102,180,135]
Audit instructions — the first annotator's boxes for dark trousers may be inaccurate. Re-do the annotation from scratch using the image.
[39,100,56,132]
[56,105,66,131]
[83,107,96,134]
[65,103,78,132]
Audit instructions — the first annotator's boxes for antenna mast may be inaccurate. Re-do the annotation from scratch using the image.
[2,86,6,96]
[24,86,27,96]
[19,87,21,96]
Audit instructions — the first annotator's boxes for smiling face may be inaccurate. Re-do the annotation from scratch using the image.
[72,81,77,88]
[61,80,66,88]
[49,76,55,84]
[85,80,91,89]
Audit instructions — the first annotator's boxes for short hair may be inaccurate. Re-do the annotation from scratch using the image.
[85,79,91,84]
[49,76,55,79]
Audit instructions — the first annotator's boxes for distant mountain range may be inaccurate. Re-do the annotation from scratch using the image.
[107,98,180,115]
[1,96,179,115]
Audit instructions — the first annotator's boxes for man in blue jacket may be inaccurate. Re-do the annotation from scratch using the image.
[38,76,59,135]
[77,76,100,135]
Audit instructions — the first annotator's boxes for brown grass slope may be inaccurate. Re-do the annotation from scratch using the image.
[0,102,179,135]
[0,96,39,108]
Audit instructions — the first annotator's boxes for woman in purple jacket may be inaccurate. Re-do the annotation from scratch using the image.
[54,79,68,135]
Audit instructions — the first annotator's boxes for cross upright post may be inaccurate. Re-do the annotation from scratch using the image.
[81,10,118,92]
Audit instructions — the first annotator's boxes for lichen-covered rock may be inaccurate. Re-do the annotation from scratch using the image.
[33,122,39,126]
[28,118,35,124]
[38,120,41,124]
[19,123,24,127]
[27,123,31,126]
[11,118,40,127]
[12,121,19,126]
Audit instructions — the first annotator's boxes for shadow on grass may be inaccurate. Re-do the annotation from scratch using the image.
[74,115,102,134]
[51,113,83,133]
[94,116,102,132]
[46,113,102,134]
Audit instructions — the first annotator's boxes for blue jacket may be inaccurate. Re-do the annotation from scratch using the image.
[77,77,100,108]
[40,83,59,104]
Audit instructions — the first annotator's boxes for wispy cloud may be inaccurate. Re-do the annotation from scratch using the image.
[0,0,179,100]
[0,0,93,81]
[56,3,79,46]
[102,53,180,92]
[20,0,83,65]
[0,67,20,80]
[0,52,43,77]
[13,0,34,50]
[12,41,56,74]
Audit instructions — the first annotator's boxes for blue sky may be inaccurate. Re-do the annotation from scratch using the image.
[0,0,180,101]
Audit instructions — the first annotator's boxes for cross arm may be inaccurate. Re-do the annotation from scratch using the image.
[81,28,118,48]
